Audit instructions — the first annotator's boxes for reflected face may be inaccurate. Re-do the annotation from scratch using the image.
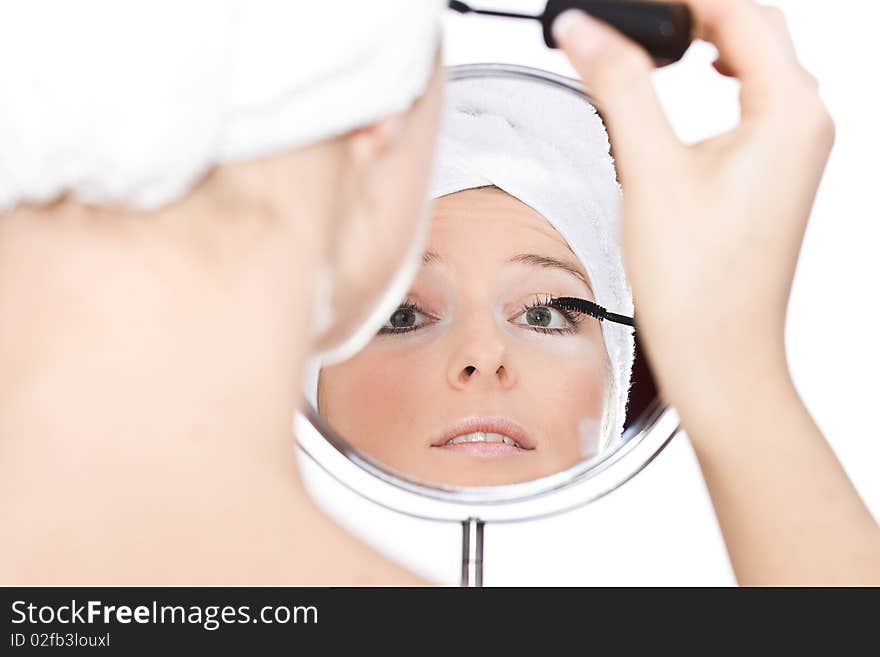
[319,187,610,486]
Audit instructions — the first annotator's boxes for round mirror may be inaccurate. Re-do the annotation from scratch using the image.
[294,65,678,568]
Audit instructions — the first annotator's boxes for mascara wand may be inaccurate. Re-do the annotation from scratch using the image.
[448,0,693,65]
[552,296,635,328]
[448,1,541,21]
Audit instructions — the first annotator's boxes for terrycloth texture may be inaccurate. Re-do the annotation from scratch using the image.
[431,73,635,449]
[0,0,444,212]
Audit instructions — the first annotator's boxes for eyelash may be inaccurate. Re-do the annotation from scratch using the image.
[519,294,584,336]
[379,294,584,337]
[378,301,433,335]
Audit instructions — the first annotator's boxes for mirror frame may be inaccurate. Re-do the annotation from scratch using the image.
[294,63,680,524]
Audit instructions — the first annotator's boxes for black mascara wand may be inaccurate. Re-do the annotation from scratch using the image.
[448,0,693,65]
[552,296,635,328]
[448,1,541,21]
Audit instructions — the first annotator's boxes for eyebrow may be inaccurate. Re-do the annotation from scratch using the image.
[422,250,593,294]
[510,253,592,292]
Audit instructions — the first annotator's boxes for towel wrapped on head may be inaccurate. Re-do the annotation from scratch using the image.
[0,0,445,212]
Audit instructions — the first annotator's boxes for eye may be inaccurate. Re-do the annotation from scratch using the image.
[510,296,581,334]
[513,305,568,329]
[379,302,433,335]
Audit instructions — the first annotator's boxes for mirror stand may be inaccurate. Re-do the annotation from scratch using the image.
[460,518,485,587]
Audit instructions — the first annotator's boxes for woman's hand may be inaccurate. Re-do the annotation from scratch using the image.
[555,0,879,585]
[554,0,833,407]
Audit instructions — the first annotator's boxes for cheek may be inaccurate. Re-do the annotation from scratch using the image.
[567,346,607,414]
[519,343,606,412]
[318,343,439,455]
[517,327,607,398]
[513,334,608,458]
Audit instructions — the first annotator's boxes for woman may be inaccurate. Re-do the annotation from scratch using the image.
[1,0,876,585]
[0,0,447,585]
[317,72,635,486]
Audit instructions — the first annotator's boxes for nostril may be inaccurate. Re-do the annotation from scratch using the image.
[463,365,476,377]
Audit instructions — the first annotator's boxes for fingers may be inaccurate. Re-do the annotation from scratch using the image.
[553,10,682,183]
[709,4,798,80]
[757,5,798,58]
[754,4,821,93]
[686,0,808,114]
[559,1,827,132]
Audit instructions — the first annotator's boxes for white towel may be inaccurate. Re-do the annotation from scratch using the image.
[0,0,444,212]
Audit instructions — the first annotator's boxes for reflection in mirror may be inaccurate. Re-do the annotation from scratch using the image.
[307,69,641,487]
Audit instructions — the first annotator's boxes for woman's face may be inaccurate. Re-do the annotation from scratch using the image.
[319,187,610,486]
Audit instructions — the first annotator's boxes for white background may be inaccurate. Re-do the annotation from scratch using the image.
[299,0,880,585]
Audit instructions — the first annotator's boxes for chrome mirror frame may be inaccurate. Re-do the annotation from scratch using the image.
[294,63,679,527]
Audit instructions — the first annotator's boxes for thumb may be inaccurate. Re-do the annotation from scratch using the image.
[553,9,681,181]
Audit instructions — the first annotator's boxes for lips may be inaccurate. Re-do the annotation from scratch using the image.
[446,432,522,448]
[431,416,535,456]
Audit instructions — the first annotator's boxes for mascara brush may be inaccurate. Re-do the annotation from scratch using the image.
[551,296,635,327]
[448,0,693,65]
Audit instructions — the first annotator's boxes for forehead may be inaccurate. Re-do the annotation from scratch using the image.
[431,187,578,262]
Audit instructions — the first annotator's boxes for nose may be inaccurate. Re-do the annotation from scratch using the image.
[446,320,517,391]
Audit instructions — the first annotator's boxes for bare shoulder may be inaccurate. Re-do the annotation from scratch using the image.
[281,505,432,587]
[0,468,430,586]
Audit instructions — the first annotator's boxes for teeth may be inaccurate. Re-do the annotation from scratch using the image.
[445,432,522,448]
